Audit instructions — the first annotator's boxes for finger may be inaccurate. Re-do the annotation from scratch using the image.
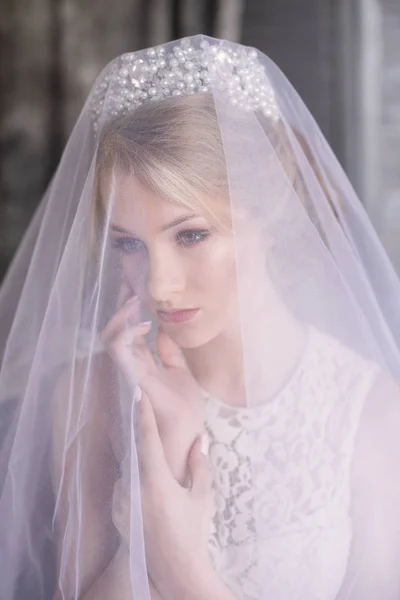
[103,320,152,359]
[136,392,170,482]
[117,279,135,309]
[149,580,163,600]
[104,321,154,387]
[111,320,152,347]
[101,296,141,341]
[112,478,130,539]
[188,434,212,497]
[157,326,186,369]
[138,370,184,420]
[127,322,157,379]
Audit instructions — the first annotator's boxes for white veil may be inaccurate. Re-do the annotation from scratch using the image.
[1,35,400,600]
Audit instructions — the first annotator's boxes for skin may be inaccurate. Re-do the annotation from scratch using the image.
[64,171,400,599]
[95,171,306,599]
[104,173,306,406]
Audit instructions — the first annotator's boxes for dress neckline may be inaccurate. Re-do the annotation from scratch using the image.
[202,326,314,414]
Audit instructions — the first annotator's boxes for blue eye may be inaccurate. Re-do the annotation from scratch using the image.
[177,229,210,247]
[111,236,146,254]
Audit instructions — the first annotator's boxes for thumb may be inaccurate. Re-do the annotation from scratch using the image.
[117,280,134,309]
[157,326,186,369]
[188,434,211,497]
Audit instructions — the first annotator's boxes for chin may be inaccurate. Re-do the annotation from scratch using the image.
[162,323,219,350]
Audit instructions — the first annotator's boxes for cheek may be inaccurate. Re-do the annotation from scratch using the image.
[191,239,238,300]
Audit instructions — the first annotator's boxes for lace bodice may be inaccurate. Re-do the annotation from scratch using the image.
[204,328,379,600]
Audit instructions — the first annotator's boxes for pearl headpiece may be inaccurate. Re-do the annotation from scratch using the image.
[90,37,280,132]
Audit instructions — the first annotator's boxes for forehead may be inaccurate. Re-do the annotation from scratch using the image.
[100,169,197,229]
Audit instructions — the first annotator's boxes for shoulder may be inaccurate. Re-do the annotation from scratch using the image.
[349,373,400,587]
[301,329,381,446]
[52,351,123,596]
[337,373,400,597]
[308,328,380,392]
[353,373,400,483]
[309,327,374,368]
[52,351,119,487]
[53,350,117,429]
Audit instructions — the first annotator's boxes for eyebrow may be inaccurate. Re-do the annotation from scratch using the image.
[110,215,199,235]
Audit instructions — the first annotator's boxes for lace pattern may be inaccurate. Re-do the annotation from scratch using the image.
[204,328,379,600]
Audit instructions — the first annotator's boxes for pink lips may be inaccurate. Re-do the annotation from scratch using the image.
[157,308,199,324]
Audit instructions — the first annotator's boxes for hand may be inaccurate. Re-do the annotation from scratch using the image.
[137,392,213,600]
[101,284,205,485]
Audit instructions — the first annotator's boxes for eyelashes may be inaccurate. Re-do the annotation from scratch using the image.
[176,229,210,247]
[111,229,211,255]
[111,237,146,254]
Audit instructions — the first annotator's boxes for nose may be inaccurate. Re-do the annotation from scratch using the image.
[146,247,186,304]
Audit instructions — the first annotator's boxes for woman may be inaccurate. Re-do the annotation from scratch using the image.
[1,35,400,600]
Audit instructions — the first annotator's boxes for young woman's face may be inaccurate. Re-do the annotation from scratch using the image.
[104,172,253,349]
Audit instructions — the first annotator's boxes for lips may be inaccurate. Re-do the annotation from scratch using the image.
[156,308,199,324]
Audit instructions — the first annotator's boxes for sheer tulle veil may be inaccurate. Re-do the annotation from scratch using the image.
[1,34,400,600]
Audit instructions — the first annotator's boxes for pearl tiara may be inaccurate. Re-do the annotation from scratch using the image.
[90,37,280,133]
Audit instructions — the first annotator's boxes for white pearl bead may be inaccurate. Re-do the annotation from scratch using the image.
[90,37,280,131]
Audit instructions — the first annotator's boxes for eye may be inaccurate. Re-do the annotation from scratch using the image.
[111,236,146,254]
[176,229,210,247]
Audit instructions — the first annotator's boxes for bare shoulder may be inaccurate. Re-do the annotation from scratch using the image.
[51,351,119,487]
[52,352,122,597]
[339,373,400,600]
[353,371,400,489]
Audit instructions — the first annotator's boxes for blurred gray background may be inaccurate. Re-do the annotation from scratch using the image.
[1,0,400,279]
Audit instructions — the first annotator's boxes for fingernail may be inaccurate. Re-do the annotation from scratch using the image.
[200,432,209,456]
[134,385,142,403]
[139,320,152,328]
[127,295,139,305]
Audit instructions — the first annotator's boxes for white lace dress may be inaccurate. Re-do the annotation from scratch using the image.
[204,328,379,600]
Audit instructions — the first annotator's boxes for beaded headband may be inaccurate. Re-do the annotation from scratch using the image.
[90,37,280,133]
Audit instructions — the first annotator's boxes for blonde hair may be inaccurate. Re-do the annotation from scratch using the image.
[94,94,230,228]
[92,92,339,238]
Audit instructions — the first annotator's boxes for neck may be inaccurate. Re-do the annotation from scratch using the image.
[184,318,245,405]
[183,287,307,407]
